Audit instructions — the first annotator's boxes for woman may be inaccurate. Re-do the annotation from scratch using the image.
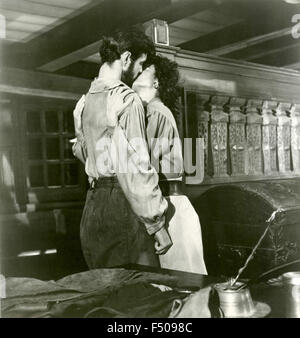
[130,55,207,274]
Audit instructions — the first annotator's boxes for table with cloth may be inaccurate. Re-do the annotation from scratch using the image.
[0,265,287,318]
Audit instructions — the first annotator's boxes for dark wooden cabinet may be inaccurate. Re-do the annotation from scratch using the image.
[158,46,300,277]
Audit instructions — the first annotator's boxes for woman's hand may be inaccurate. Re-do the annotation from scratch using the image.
[106,86,135,129]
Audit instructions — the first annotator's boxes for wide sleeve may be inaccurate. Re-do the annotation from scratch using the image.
[111,95,168,235]
[146,110,184,180]
[72,139,87,165]
[72,95,88,164]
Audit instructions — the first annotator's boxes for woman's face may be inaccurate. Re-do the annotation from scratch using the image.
[132,64,156,95]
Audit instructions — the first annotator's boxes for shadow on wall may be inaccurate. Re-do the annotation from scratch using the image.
[1,209,88,280]
[0,103,20,215]
[0,101,87,280]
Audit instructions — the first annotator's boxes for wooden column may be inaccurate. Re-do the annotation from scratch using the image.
[290,104,300,174]
[196,94,211,178]
[228,98,246,176]
[262,101,278,174]
[210,96,229,178]
[245,99,263,175]
[275,102,292,173]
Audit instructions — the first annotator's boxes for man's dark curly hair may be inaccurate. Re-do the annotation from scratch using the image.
[151,55,180,112]
[98,27,155,64]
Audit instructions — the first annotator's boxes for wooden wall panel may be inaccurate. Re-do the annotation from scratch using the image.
[157,46,300,185]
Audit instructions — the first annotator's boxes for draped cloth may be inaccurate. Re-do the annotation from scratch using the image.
[1,268,217,318]
[145,98,207,275]
[159,195,207,275]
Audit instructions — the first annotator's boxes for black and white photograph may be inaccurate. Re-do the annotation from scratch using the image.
[0,0,300,322]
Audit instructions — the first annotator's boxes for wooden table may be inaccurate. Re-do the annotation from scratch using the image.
[124,264,289,318]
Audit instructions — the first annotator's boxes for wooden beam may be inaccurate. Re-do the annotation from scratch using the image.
[38,0,218,72]
[23,0,94,10]
[179,0,299,53]
[3,0,217,71]
[218,31,298,61]
[0,0,74,17]
[56,60,99,79]
[206,27,292,56]
[284,62,300,70]
[0,84,83,100]
[2,0,168,69]
[179,21,246,53]
[246,41,300,62]
[0,67,90,100]
[157,45,300,104]
[251,43,300,67]
[38,42,101,72]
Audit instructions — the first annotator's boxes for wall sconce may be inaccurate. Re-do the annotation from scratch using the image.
[143,19,169,46]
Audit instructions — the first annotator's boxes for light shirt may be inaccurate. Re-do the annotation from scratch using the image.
[146,97,184,181]
[72,78,168,235]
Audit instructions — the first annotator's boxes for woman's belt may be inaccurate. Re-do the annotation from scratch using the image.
[159,180,184,196]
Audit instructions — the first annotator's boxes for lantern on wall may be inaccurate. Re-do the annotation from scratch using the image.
[143,19,169,46]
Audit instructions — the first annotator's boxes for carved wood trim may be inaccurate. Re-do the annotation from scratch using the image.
[228,98,247,176]
[185,91,300,185]
[290,104,300,174]
[262,101,278,175]
[276,103,292,173]
[245,99,263,175]
[195,94,211,178]
[210,96,229,178]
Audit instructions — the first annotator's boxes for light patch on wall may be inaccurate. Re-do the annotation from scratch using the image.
[185,75,237,95]
[1,154,14,188]
[17,249,57,257]
[0,274,5,299]
[0,14,6,39]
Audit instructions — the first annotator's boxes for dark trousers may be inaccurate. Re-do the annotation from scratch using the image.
[80,177,159,269]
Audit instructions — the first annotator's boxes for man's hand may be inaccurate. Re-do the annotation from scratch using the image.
[106,86,135,130]
[73,95,85,136]
[154,227,172,255]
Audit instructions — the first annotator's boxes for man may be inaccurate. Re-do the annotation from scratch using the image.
[72,28,172,269]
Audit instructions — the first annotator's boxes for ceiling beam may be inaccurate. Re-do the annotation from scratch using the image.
[0,67,90,100]
[218,31,298,61]
[179,0,299,54]
[206,27,292,56]
[0,0,74,18]
[284,62,300,70]
[245,41,300,62]
[3,0,168,69]
[179,21,245,53]
[38,0,219,72]
[38,41,101,72]
[251,43,300,67]
[3,0,218,71]
[56,60,99,79]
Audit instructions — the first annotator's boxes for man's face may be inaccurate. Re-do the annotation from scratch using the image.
[122,53,147,87]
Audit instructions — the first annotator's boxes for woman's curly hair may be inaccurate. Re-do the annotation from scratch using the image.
[150,55,180,112]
